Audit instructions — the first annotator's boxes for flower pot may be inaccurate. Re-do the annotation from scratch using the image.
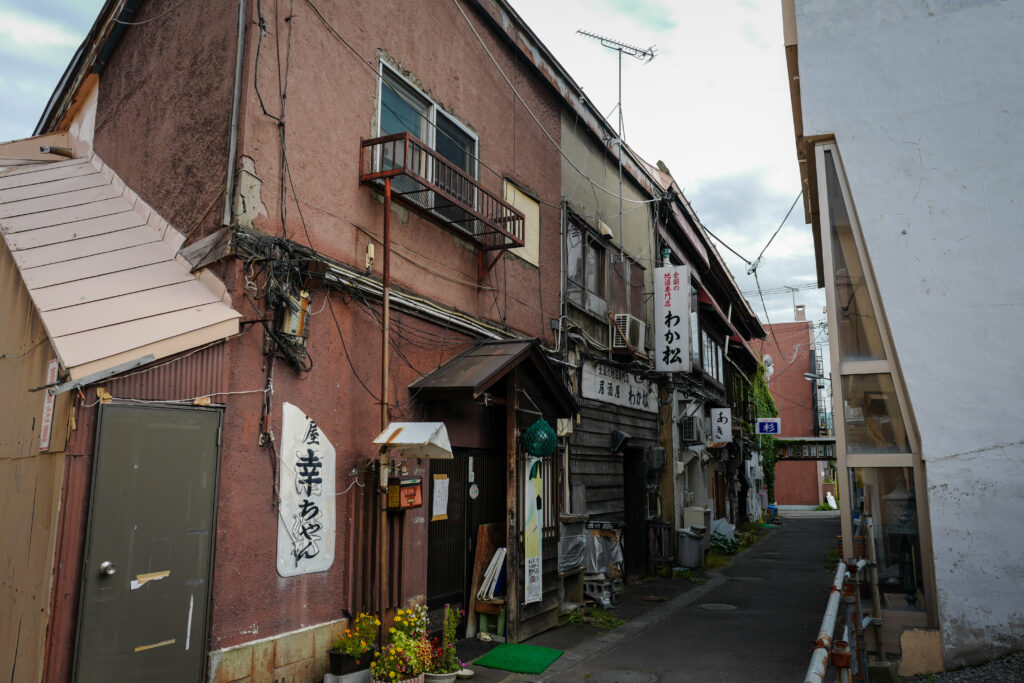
[371,675,424,683]
[329,648,376,675]
[424,672,458,683]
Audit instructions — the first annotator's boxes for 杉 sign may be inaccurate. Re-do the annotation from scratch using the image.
[756,418,781,435]
[654,265,690,373]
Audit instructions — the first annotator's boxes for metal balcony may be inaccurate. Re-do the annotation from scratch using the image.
[359,133,525,251]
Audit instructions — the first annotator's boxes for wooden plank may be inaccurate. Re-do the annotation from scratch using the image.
[0,183,122,220]
[0,172,107,204]
[0,158,94,191]
[505,372,519,642]
[43,280,220,337]
[178,227,233,271]
[20,242,169,289]
[4,211,145,251]
[0,197,126,233]
[13,226,160,269]
[32,262,192,312]
[466,523,504,638]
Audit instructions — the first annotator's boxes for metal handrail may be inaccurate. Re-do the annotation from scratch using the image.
[804,553,877,683]
[359,132,525,250]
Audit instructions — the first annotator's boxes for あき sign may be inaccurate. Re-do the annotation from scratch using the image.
[710,408,732,443]
[277,403,336,577]
[654,265,691,373]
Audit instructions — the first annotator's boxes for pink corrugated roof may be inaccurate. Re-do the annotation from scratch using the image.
[0,153,239,383]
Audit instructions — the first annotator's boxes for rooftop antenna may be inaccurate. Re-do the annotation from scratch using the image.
[577,30,656,271]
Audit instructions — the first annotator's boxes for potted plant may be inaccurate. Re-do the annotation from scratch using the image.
[329,613,380,675]
[370,605,429,683]
[424,605,463,683]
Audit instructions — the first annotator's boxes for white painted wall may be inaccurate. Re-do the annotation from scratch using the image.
[795,0,1024,668]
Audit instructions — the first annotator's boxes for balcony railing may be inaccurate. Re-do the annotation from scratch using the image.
[359,132,525,251]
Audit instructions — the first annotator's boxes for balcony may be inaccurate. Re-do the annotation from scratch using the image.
[359,133,525,251]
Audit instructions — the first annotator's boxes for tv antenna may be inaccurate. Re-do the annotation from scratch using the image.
[577,30,656,271]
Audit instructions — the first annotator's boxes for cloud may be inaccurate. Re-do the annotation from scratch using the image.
[596,0,678,32]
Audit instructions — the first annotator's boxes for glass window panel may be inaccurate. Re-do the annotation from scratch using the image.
[567,222,585,286]
[823,151,886,362]
[841,374,910,453]
[436,114,475,177]
[607,255,627,315]
[586,239,605,296]
[629,259,645,322]
[690,311,699,366]
[849,467,926,612]
[380,72,427,140]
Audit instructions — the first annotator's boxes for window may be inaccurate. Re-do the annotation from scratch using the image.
[378,65,479,182]
[701,329,724,384]
[566,216,607,318]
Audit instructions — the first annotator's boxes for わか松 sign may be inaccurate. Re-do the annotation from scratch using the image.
[654,265,691,373]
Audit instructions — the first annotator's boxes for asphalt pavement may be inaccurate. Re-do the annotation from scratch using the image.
[465,511,841,683]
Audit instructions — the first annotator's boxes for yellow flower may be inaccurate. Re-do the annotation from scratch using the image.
[389,674,395,680]
[389,627,395,633]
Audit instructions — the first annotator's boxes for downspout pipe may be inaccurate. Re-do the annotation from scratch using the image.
[223,0,247,226]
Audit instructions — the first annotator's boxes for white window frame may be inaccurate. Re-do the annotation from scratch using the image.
[376,62,479,181]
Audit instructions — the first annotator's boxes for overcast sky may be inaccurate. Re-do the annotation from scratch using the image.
[0,0,825,333]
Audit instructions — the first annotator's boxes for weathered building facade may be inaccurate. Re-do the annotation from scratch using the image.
[1,1,767,682]
[783,0,1024,673]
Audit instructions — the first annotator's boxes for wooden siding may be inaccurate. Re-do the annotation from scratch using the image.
[0,239,71,683]
[569,400,659,523]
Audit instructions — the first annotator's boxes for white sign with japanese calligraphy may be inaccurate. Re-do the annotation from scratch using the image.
[39,358,59,451]
[581,361,657,413]
[278,402,336,577]
[710,408,733,443]
[654,265,691,373]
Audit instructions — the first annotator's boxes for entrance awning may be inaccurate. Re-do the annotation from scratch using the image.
[373,422,453,459]
[409,339,576,416]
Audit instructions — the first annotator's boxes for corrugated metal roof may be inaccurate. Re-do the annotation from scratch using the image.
[0,153,239,383]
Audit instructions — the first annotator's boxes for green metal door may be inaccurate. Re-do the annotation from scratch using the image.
[73,404,221,683]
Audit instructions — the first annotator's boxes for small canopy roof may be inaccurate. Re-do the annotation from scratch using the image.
[373,422,453,460]
[409,339,576,416]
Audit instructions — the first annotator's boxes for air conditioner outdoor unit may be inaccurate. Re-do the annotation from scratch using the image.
[679,415,700,443]
[611,313,645,351]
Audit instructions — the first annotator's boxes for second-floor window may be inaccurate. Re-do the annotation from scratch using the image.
[378,65,479,183]
[701,328,724,384]
[567,216,607,317]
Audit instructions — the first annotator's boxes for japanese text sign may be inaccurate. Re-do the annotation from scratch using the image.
[654,265,690,373]
[710,408,732,442]
[581,361,657,413]
[756,418,781,435]
[278,403,336,577]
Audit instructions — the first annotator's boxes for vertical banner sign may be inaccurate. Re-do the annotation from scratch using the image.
[654,265,691,373]
[524,456,543,604]
[278,403,336,577]
[711,408,732,443]
[39,358,59,451]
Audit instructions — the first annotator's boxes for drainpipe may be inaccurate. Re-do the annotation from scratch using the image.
[222,0,247,226]
[378,176,393,619]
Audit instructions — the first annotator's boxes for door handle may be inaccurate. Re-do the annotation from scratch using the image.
[98,561,116,577]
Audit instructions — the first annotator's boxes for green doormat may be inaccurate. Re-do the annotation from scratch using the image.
[473,643,564,674]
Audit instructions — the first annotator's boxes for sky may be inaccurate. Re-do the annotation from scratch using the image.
[0,0,826,334]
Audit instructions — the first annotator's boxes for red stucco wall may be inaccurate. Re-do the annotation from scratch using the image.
[753,322,816,437]
[211,0,562,648]
[92,0,237,241]
[774,460,822,506]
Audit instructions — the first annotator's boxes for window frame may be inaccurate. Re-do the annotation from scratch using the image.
[376,62,479,180]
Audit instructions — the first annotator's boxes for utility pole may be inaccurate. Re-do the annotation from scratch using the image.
[576,31,655,272]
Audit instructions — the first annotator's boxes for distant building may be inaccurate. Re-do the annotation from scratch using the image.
[783,0,1024,673]
[754,318,834,508]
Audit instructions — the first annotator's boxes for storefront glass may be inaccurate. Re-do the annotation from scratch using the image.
[849,467,926,612]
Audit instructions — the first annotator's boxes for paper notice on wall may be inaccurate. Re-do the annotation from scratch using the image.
[432,474,449,521]
[39,358,59,451]
[524,457,543,604]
